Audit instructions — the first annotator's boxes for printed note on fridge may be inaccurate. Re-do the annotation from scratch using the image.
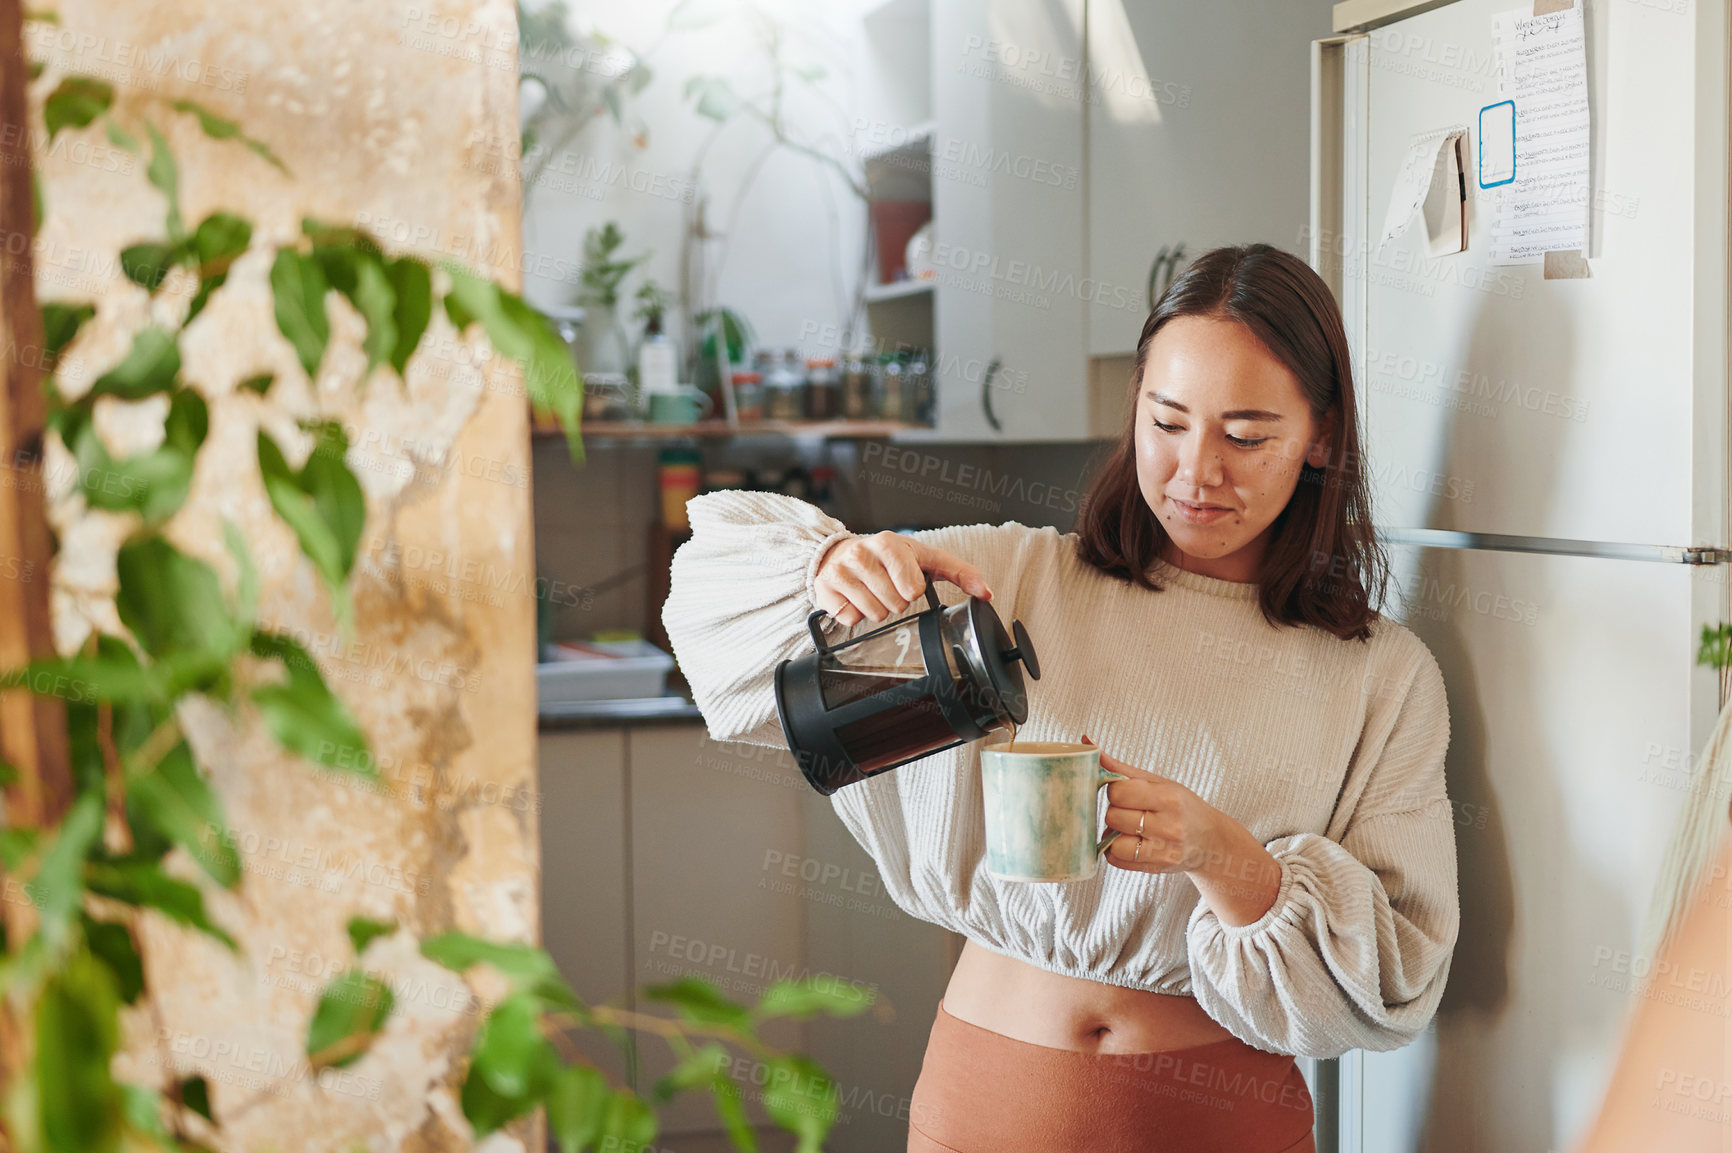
[1488,0,1590,266]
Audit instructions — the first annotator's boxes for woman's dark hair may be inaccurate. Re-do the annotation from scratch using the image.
[1073,243,1388,641]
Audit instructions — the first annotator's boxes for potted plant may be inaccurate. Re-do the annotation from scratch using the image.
[576,220,647,377]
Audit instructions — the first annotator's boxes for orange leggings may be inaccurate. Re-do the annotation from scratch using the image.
[907,1000,1316,1153]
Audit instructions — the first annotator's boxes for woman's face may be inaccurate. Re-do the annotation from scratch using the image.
[1133,315,1330,583]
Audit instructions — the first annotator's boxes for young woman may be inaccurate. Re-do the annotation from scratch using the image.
[662,244,1459,1152]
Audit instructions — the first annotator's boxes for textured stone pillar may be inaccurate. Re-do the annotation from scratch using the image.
[30,2,539,1148]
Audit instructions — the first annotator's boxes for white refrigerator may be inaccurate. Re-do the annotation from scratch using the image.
[1309,1,1731,1150]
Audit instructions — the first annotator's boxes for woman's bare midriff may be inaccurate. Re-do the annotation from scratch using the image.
[941,939,1237,1053]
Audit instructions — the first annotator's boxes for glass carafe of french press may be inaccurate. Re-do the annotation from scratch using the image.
[773,578,1040,795]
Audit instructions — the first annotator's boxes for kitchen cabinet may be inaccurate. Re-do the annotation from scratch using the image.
[868,0,1334,441]
[1084,0,1336,358]
[540,720,961,1152]
[921,0,1089,442]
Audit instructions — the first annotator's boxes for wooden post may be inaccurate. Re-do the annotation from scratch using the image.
[0,0,71,829]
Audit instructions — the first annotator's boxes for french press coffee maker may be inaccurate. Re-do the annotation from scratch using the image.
[773,578,1041,795]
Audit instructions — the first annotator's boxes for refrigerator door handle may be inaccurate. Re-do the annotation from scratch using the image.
[1378,528,1732,565]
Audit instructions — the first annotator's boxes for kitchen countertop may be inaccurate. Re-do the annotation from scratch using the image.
[538,694,706,730]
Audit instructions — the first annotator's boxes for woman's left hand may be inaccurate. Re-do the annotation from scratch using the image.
[1082,734,1284,927]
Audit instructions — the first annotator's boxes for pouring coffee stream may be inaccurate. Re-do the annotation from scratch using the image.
[773,576,1040,794]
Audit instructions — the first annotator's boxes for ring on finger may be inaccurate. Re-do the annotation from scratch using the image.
[1134,837,1145,863]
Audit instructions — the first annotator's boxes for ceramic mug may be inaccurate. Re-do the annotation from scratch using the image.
[646,386,716,424]
[979,740,1127,882]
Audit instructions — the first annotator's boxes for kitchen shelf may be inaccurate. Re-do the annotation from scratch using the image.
[537,417,926,442]
[865,278,935,304]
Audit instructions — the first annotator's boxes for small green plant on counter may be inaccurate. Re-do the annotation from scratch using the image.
[0,45,869,1153]
[578,221,649,312]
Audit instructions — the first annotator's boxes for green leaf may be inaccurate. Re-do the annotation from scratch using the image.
[347,916,396,955]
[237,372,274,396]
[419,931,565,986]
[115,534,239,661]
[178,1075,212,1123]
[684,75,739,121]
[459,1063,536,1137]
[29,792,104,947]
[545,1064,609,1153]
[12,653,163,704]
[1699,623,1732,670]
[469,992,558,1099]
[755,975,875,1020]
[105,118,138,152]
[386,257,431,377]
[270,248,330,377]
[81,915,145,1003]
[306,970,395,1069]
[72,387,208,523]
[126,739,239,888]
[598,1092,657,1149]
[248,630,371,773]
[41,300,95,364]
[760,1055,837,1153]
[442,264,583,461]
[43,75,112,140]
[89,326,180,399]
[651,1042,729,1104]
[256,422,363,604]
[183,212,252,323]
[85,859,237,950]
[711,1076,755,1152]
[120,241,187,292]
[353,256,396,377]
[170,98,288,172]
[144,120,184,242]
[38,948,123,1153]
[641,977,752,1031]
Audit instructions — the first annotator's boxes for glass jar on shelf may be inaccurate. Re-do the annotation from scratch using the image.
[764,349,807,421]
[873,352,905,421]
[730,371,764,423]
[841,354,872,420]
[805,357,840,420]
[904,348,933,427]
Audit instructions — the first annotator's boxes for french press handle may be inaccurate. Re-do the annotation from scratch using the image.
[806,576,943,653]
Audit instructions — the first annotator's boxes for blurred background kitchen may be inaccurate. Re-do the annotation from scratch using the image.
[528,2,1334,1150]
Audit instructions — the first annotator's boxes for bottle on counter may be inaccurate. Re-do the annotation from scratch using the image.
[730,371,764,422]
[841,354,872,420]
[873,352,904,421]
[764,349,807,421]
[658,446,702,530]
[905,348,933,426]
[805,357,839,420]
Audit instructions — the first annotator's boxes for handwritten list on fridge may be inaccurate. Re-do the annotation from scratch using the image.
[1488,1,1591,265]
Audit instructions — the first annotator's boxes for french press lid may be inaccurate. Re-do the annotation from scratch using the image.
[772,577,1041,795]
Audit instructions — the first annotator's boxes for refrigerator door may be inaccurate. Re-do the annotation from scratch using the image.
[1321,0,1726,549]
[1345,543,1711,1153]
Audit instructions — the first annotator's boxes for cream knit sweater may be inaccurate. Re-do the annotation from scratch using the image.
[661,490,1459,1060]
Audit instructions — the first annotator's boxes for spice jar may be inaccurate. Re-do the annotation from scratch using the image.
[841,354,872,420]
[765,349,807,421]
[873,353,904,420]
[730,371,764,423]
[905,349,933,426]
[805,357,839,420]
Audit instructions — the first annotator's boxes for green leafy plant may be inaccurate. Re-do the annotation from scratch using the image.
[1699,623,1732,671]
[2,36,864,1153]
[633,279,670,331]
[578,221,648,312]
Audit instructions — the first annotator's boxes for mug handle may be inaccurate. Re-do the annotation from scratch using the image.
[684,386,715,420]
[1095,768,1128,857]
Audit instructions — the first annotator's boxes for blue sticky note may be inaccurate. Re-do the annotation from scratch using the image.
[1479,100,1516,188]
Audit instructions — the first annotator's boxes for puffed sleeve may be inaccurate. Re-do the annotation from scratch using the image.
[660,490,865,749]
[1184,640,1459,1059]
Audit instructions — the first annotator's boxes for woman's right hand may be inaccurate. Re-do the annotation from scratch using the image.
[813,532,994,627]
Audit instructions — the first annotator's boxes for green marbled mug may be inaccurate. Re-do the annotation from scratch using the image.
[979,740,1128,882]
